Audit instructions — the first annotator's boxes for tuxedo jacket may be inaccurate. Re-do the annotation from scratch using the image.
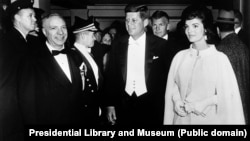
[18,41,88,125]
[103,33,174,125]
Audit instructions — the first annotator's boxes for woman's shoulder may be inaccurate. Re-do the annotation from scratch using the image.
[174,48,190,58]
[170,48,190,65]
[213,46,230,61]
[211,46,232,66]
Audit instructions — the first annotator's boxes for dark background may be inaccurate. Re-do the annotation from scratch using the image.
[50,0,233,9]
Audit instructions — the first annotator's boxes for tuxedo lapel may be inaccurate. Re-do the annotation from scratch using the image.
[38,45,72,87]
[119,37,129,82]
[97,67,103,90]
[145,34,155,82]
[67,53,82,91]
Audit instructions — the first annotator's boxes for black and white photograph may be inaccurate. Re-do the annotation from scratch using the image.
[0,0,249,140]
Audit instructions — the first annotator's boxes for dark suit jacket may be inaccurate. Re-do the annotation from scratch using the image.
[238,29,249,47]
[0,28,30,141]
[18,41,87,125]
[71,47,103,124]
[217,33,250,124]
[103,33,174,125]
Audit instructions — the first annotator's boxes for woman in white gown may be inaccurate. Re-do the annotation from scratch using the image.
[164,5,245,124]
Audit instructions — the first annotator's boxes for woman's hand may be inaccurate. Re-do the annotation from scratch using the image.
[184,101,207,117]
[184,95,217,117]
[174,100,187,117]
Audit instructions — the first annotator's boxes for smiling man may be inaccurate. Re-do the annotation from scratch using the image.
[103,4,174,125]
[17,13,87,126]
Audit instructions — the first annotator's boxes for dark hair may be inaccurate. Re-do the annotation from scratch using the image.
[101,31,113,41]
[216,22,234,32]
[151,10,169,21]
[183,4,219,44]
[125,4,149,20]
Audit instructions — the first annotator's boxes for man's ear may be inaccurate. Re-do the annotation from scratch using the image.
[143,18,149,27]
[166,24,170,31]
[80,32,86,40]
[216,27,220,35]
[42,28,46,36]
[14,14,20,22]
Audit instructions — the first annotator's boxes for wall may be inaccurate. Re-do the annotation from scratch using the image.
[49,4,219,32]
[51,4,217,32]
[87,5,188,31]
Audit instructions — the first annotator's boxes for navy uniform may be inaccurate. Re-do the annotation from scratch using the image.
[71,16,103,125]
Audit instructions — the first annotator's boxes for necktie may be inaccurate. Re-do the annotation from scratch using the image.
[52,49,69,56]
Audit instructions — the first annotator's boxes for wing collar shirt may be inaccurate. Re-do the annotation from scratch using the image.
[74,43,99,85]
[125,33,147,96]
[46,41,72,82]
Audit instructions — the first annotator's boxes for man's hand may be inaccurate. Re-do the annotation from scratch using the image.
[106,106,117,125]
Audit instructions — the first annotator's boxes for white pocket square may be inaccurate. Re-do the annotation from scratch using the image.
[153,56,159,60]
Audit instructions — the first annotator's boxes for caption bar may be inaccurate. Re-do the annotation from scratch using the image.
[28,128,248,138]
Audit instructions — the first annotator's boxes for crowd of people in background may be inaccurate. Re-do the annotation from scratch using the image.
[0,0,249,140]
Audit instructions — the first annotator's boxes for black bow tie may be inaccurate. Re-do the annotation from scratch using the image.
[52,49,69,56]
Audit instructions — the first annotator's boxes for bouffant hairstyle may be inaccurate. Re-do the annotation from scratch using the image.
[183,4,219,44]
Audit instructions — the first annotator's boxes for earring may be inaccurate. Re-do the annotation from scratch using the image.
[204,30,207,40]
[205,35,208,41]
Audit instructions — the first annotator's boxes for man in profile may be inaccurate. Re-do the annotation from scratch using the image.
[71,16,103,125]
[0,0,36,140]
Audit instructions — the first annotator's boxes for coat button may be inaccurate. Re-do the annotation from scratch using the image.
[91,90,94,93]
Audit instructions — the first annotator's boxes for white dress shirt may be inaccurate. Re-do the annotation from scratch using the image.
[235,27,241,34]
[162,34,168,40]
[125,33,147,96]
[74,43,99,85]
[46,42,72,82]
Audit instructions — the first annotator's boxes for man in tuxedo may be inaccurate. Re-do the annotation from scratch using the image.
[103,4,173,125]
[0,0,36,140]
[19,13,86,125]
[151,10,170,40]
[70,16,103,125]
